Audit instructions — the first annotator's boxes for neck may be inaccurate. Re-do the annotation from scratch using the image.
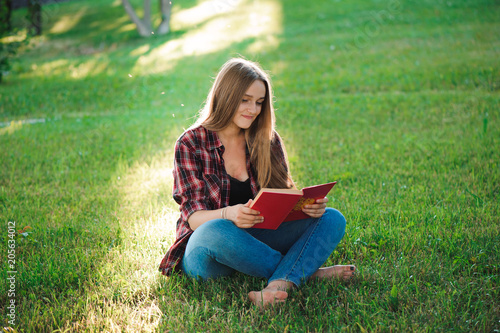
[218,124,245,143]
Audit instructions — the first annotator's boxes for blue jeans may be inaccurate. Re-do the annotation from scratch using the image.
[181,208,346,287]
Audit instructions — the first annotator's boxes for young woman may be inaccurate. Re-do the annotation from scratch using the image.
[159,58,356,307]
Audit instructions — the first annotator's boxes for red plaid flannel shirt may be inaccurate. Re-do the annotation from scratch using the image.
[159,125,289,276]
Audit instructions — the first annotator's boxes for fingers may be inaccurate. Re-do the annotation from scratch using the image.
[302,199,327,218]
[308,197,328,208]
[302,209,325,218]
[243,207,261,216]
[303,197,328,211]
[232,203,264,228]
[304,203,327,210]
[241,201,261,216]
[237,213,263,224]
[235,215,264,228]
[315,197,329,204]
[231,203,261,216]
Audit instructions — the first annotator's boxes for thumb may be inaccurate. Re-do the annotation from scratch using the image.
[244,199,253,207]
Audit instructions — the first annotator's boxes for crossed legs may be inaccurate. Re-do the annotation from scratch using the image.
[181,208,356,308]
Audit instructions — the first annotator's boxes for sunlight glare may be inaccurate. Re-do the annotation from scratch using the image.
[28,58,108,79]
[172,0,244,29]
[134,0,283,75]
[50,8,87,34]
[130,44,151,57]
[32,59,69,77]
[115,151,177,242]
[118,22,137,33]
[0,121,23,135]
[0,30,26,43]
[69,58,109,79]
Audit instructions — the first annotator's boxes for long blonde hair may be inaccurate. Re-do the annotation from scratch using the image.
[197,58,292,189]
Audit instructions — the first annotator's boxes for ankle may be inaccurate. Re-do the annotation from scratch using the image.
[266,280,295,292]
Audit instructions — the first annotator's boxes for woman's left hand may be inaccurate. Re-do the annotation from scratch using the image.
[302,197,328,218]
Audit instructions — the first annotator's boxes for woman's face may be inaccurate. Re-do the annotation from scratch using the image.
[231,80,266,130]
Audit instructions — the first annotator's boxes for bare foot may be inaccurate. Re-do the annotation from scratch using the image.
[248,289,288,308]
[248,280,293,308]
[311,265,356,281]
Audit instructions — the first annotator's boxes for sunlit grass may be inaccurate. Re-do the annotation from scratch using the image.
[0,0,499,331]
[134,0,282,74]
[63,142,178,330]
[172,0,244,29]
[49,8,87,34]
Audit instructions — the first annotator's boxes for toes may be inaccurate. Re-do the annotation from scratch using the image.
[340,265,356,280]
[347,266,357,279]
[274,290,288,300]
[248,290,288,308]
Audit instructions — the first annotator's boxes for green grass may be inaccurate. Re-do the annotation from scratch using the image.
[1,0,499,331]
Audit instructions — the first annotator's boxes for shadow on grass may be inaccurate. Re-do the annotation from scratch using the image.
[0,106,187,330]
[0,35,272,329]
[3,0,499,331]
[3,0,283,120]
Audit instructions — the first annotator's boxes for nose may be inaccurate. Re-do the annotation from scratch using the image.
[248,103,257,114]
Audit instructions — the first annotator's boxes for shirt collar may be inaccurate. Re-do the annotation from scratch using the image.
[205,127,223,151]
[204,126,249,156]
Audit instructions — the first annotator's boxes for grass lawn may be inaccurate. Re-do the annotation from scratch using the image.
[1,0,499,331]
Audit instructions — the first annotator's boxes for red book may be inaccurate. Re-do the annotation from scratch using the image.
[250,182,337,230]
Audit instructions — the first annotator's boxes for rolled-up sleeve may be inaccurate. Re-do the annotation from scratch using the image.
[172,140,209,223]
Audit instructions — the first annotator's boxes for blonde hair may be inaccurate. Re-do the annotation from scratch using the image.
[197,58,292,189]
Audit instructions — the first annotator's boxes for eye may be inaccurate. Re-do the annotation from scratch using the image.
[242,99,248,103]
[256,101,263,106]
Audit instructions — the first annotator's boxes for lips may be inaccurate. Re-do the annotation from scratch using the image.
[242,115,253,120]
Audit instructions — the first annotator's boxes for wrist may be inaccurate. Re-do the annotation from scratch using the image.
[221,207,229,220]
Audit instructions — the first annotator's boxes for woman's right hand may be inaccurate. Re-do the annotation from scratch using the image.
[225,199,264,228]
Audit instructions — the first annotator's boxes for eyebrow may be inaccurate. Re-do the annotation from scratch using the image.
[244,93,265,100]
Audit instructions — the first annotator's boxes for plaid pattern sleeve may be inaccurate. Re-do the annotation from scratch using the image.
[173,138,210,222]
[159,126,230,276]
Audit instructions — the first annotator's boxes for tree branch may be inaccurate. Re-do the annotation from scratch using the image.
[122,0,150,37]
[157,0,171,35]
[143,0,152,33]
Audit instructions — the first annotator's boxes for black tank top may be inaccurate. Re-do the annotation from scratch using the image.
[228,175,253,206]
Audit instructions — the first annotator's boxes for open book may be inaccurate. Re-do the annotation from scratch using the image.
[249,182,337,230]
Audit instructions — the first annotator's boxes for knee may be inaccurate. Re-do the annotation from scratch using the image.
[323,208,346,236]
[188,219,234,247]
[196,218,233,233]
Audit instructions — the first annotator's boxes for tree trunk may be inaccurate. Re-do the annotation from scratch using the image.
[157,0,171,35]
[143,0,151,33]
[122,0,150,37]
[28,0,42,36]
[0,0,13,32]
